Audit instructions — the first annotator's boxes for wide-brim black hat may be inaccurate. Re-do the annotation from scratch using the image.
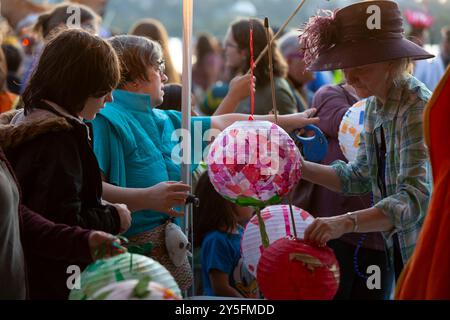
[302,0,434,71]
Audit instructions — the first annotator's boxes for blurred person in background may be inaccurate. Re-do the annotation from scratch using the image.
[73,0,109,17]
[1,43,24,94]
[0,46,19,113]
[413,26,450,91]
[73,0,112,38]
[441,26,450,69]
[278,30,315,112]
[130,18,181,84]
[33,2,101,40]
[0,0,49,32]
[19,2,101,94]
[405,9,446,91]
[217,18,297,115]
[192,33,224,106]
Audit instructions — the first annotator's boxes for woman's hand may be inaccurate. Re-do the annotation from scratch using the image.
[213,75,255,116]
[89,231,127,261]
[304,215,353,247]
[139,181,191,217]
[227,74,256,103]
[279,108,320,133]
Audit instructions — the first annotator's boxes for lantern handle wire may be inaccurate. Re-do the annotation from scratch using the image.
[247,0,308,74]
[92,235,128,261]
[288,192,298,239]
[264,17,278,124]
[255,207,270,248]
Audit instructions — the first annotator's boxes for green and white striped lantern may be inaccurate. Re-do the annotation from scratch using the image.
[69,253,181,300]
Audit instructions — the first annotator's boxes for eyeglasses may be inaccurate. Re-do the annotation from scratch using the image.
[154,59,166,76]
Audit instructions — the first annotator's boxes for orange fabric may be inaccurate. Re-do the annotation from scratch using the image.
[0,92,17,114]
[396,66,450,299]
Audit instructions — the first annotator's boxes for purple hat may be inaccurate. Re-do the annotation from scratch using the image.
[301,0,434,71]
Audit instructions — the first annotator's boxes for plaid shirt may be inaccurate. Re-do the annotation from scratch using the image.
[332,75,432,264]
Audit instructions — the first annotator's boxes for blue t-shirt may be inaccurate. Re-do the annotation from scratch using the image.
[90,89,211,237]
[201,227,243,296]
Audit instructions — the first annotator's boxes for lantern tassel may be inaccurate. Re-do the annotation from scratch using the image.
[255,207,270,248]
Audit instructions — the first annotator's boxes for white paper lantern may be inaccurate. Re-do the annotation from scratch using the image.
[241,204,314,276]
[338,99,367,162]
[69,253,181,300]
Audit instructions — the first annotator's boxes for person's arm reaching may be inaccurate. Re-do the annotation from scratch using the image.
[301,160,344,193]
[304,206,394,246]
[19,204,126,263]
[102,180,190,217]
[210,108,319,132]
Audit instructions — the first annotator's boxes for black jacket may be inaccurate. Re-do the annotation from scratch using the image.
[0,106,121,299]
[0,106,121,235]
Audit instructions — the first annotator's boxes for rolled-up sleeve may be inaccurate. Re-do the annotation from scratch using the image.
[374,103,430,230]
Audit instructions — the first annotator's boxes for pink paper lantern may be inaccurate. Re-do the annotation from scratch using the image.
[206,121,302,208]
[241,205,314,276]
[257,237,340,300]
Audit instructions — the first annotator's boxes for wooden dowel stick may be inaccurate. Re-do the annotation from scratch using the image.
[264,17,278,123]
[247,0,308,74]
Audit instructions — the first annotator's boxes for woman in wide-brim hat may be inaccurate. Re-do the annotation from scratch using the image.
[299,0,433,280]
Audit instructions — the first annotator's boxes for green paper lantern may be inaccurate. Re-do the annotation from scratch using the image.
[69,253,181,300]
